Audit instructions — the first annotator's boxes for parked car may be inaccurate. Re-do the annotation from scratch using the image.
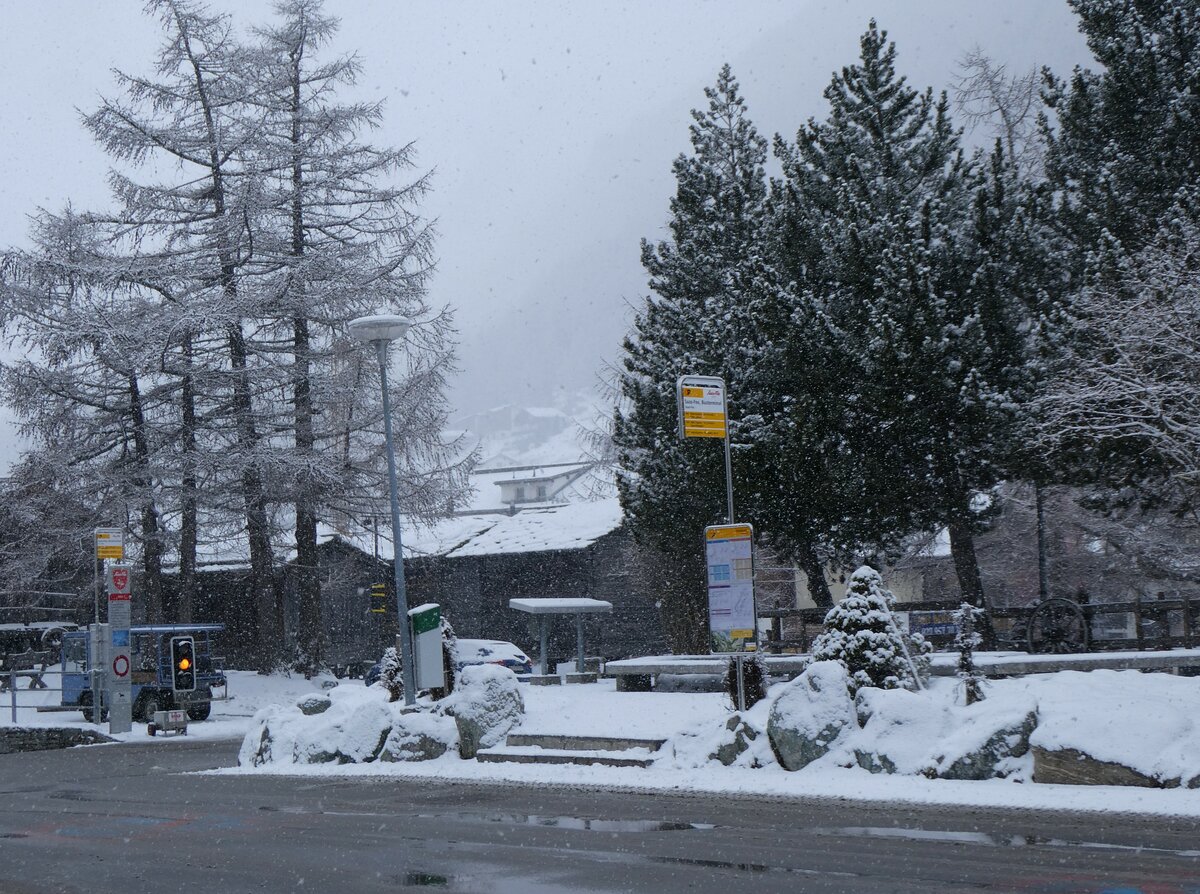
[364,638,533,686]
[455,639,534,675]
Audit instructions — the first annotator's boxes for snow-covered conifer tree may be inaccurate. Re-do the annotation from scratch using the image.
[1042,0,1200,258]
[375,645,403,703]
[614,66,775,649]
[811,566,929,696]
[774,23,1044,618]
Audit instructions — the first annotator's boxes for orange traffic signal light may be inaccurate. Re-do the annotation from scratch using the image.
[170,636,196,692]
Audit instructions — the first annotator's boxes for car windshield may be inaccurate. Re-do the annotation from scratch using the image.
[457,640,528,663]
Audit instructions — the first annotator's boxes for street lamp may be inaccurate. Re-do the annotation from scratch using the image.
[348,313,416,706]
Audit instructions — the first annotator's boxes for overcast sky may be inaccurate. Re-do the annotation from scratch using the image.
[0,1,1091,463]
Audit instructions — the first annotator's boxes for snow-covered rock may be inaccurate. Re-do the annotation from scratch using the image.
[443,664,524,758]
[378,712,459,762]
[767,661,856,771]
[1025,669,1200,787]
[843,686,1037,779]
[296,694,331,716]
[239,684,460,767]
[664,697,777,770]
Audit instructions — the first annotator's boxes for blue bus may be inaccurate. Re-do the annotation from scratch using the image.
[61,625,227,723]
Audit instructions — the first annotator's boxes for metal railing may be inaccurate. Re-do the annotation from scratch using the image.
[759,594,1199,654]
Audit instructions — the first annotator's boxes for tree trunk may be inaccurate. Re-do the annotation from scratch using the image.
[227,318,281,670]
[180,13,281,669]
[294,317,323,672]
[126,372,164,623]
[947,504,997,647]
[178,333,197,623]
[798,540,833,608]
[289,52,322,673]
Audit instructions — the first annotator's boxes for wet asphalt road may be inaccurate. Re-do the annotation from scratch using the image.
[0,738,1198,894]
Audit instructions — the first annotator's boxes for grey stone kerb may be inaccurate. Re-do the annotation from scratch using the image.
[508,598,613,675]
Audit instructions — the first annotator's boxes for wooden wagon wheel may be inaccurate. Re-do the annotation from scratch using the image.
[1027,597,1090,654]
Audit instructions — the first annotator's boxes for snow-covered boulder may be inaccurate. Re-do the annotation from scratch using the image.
[844,685,1037,779]
[378,711,459,762]
[239,684,396,767]
[664,698,777,769]
[1026,670,1200,788]
[767,661,856,771]
[713,714,761,766]
[443,664,524,758]
[937,703,1037,781]
[849,687,946,775]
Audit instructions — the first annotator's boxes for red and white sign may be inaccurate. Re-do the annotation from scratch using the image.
[112,655,129,678]
[107,564,131,601]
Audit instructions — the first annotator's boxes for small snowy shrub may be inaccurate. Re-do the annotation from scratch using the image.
[954,602,987,705]
[722,652,768,709]
[376,646,404,703]
[811,566,930,697]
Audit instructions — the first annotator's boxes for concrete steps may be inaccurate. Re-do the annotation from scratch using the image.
[477,732,666,768]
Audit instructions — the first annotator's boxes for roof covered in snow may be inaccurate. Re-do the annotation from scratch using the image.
[323,497,625,562]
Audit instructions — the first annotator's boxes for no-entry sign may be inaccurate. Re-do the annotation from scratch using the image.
[112,654,129,678]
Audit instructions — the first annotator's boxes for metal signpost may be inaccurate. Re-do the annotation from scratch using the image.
[90,528,124,727]
[677,375,735,523]
[676,380,756,710]
[105,562,133,734]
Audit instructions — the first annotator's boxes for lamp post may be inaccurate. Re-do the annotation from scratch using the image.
[348,313,416,706]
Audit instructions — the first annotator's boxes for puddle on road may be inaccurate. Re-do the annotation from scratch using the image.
[401,872,450,887]
[648,856,857,879]
[815,827,1200,859]
[47,790,95,802]
[452,813,714,833]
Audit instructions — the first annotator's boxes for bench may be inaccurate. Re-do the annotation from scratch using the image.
[0,650,51,691]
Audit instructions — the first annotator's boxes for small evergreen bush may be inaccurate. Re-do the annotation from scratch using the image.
[811,565,930,697]
[722,651,768,710]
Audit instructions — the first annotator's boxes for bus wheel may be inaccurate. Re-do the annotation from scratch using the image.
[136,690,171,722]
[79,691,108,724]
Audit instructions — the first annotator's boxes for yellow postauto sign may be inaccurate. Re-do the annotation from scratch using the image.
[677,376,727,439]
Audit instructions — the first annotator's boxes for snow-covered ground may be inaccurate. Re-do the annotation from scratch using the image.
[10,663,1200,820]
[217,669,1200,820]
[0,665,336,743]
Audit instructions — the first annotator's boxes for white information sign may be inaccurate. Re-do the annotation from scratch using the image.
[677,375,727,439]
[705,524,756,653]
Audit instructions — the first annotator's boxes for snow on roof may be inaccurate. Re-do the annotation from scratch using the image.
[441,499,624,558]
[321,497,624,561]
[463,463,592,512]
[509,597,613,614]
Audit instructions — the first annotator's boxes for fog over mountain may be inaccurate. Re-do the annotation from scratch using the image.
[0,2,1091,467]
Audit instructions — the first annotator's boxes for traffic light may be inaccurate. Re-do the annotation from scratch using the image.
[171,636,196,692]
[369,582,389,614]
